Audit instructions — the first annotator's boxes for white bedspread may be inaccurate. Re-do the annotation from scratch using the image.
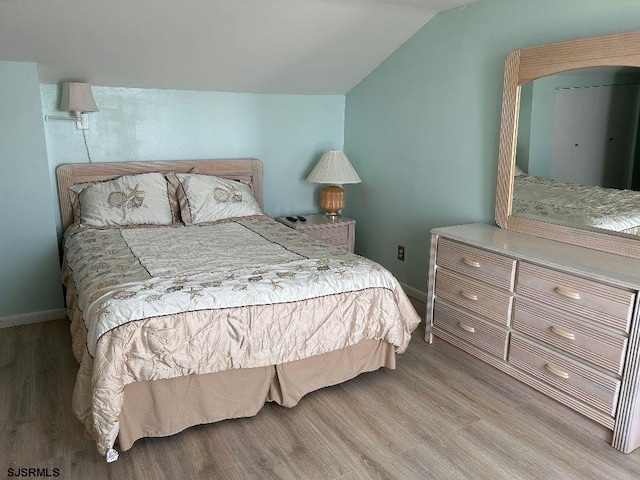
[68,218,400,356]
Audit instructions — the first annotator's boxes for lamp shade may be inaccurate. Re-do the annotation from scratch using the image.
[306,151,361,184]
[60,82,99,112]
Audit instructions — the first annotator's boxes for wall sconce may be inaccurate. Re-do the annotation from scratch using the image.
[306,150,362,217]
[45,82,99,130]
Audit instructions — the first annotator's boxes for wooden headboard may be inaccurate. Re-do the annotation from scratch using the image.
[56,158,264,230]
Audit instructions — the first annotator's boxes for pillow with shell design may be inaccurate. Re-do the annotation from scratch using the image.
[172,173,263,224]
[76,173,174,227]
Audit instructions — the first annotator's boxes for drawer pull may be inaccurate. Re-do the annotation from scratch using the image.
[544,363,570,379]
[458,322,476,333]
[460,291,478,301]
[550,326,576,340]
[554,286,581,300]
[462,258,481,268]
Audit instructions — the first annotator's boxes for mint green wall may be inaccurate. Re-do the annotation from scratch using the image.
[42,85,345,235]
[0,83,343,318]
[0,62,62,316]
[516,82,533,172]
[344,0,640,292]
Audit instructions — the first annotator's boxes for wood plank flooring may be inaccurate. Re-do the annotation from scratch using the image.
[2,301,640,479]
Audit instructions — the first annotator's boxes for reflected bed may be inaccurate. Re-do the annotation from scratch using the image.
[513,173,640,235]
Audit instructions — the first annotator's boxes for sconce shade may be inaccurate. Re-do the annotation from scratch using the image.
[60,82,99,112]
[306,151,361,184]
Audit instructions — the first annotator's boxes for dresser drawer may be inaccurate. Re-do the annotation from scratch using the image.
[433,299,509,360]
[437,238,516,292]
[510,334,621,417]
[435,268,513,326]
[517,262,635,333]
[307,225,349,246]
[513,298,627,375]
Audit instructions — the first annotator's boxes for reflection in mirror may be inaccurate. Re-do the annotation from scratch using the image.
[512,66,640,236]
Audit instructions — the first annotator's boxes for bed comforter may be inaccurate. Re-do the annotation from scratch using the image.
[62,215,420,457]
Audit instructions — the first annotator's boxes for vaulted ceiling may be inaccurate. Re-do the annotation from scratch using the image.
[0,0,474,94]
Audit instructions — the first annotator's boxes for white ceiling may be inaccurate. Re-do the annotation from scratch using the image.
[0,0,474,94]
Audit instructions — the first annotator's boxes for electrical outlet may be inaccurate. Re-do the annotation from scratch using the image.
[397,245,405,261]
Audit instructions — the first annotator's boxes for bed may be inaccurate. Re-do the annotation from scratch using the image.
[57,158,420,462]
[512,173,640,235]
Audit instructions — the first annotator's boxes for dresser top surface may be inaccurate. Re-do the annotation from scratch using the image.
[433,223,640,288]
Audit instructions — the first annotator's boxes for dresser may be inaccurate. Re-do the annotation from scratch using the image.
[426,223,640,453]
[276,214,355,253]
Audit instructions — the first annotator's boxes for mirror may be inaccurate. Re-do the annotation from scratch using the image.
[514,66,640,231]
[495,31,640,259]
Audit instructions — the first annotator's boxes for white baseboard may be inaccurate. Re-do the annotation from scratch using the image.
[0,308,66,329]
[400,282,427,303]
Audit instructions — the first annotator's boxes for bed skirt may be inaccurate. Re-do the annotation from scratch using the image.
[117,338,395,451]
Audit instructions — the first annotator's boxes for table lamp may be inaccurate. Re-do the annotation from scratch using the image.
[306,150,362,217]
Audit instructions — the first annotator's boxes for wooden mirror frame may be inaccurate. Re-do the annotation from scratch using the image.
[495,31,640,259]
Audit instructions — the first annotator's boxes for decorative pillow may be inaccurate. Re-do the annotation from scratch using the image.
[172,173,263,224]
[69,181,94,223]
[70,174,182,225]
[77,173,174,227]
[165,172,190,223]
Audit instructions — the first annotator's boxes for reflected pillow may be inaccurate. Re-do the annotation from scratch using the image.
[76,173,174,227]
[171,173,263,224]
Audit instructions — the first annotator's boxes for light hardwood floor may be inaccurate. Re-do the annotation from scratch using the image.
[2,300,640,479]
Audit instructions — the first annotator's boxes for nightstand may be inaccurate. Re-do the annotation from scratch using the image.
[276,214,355,253]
